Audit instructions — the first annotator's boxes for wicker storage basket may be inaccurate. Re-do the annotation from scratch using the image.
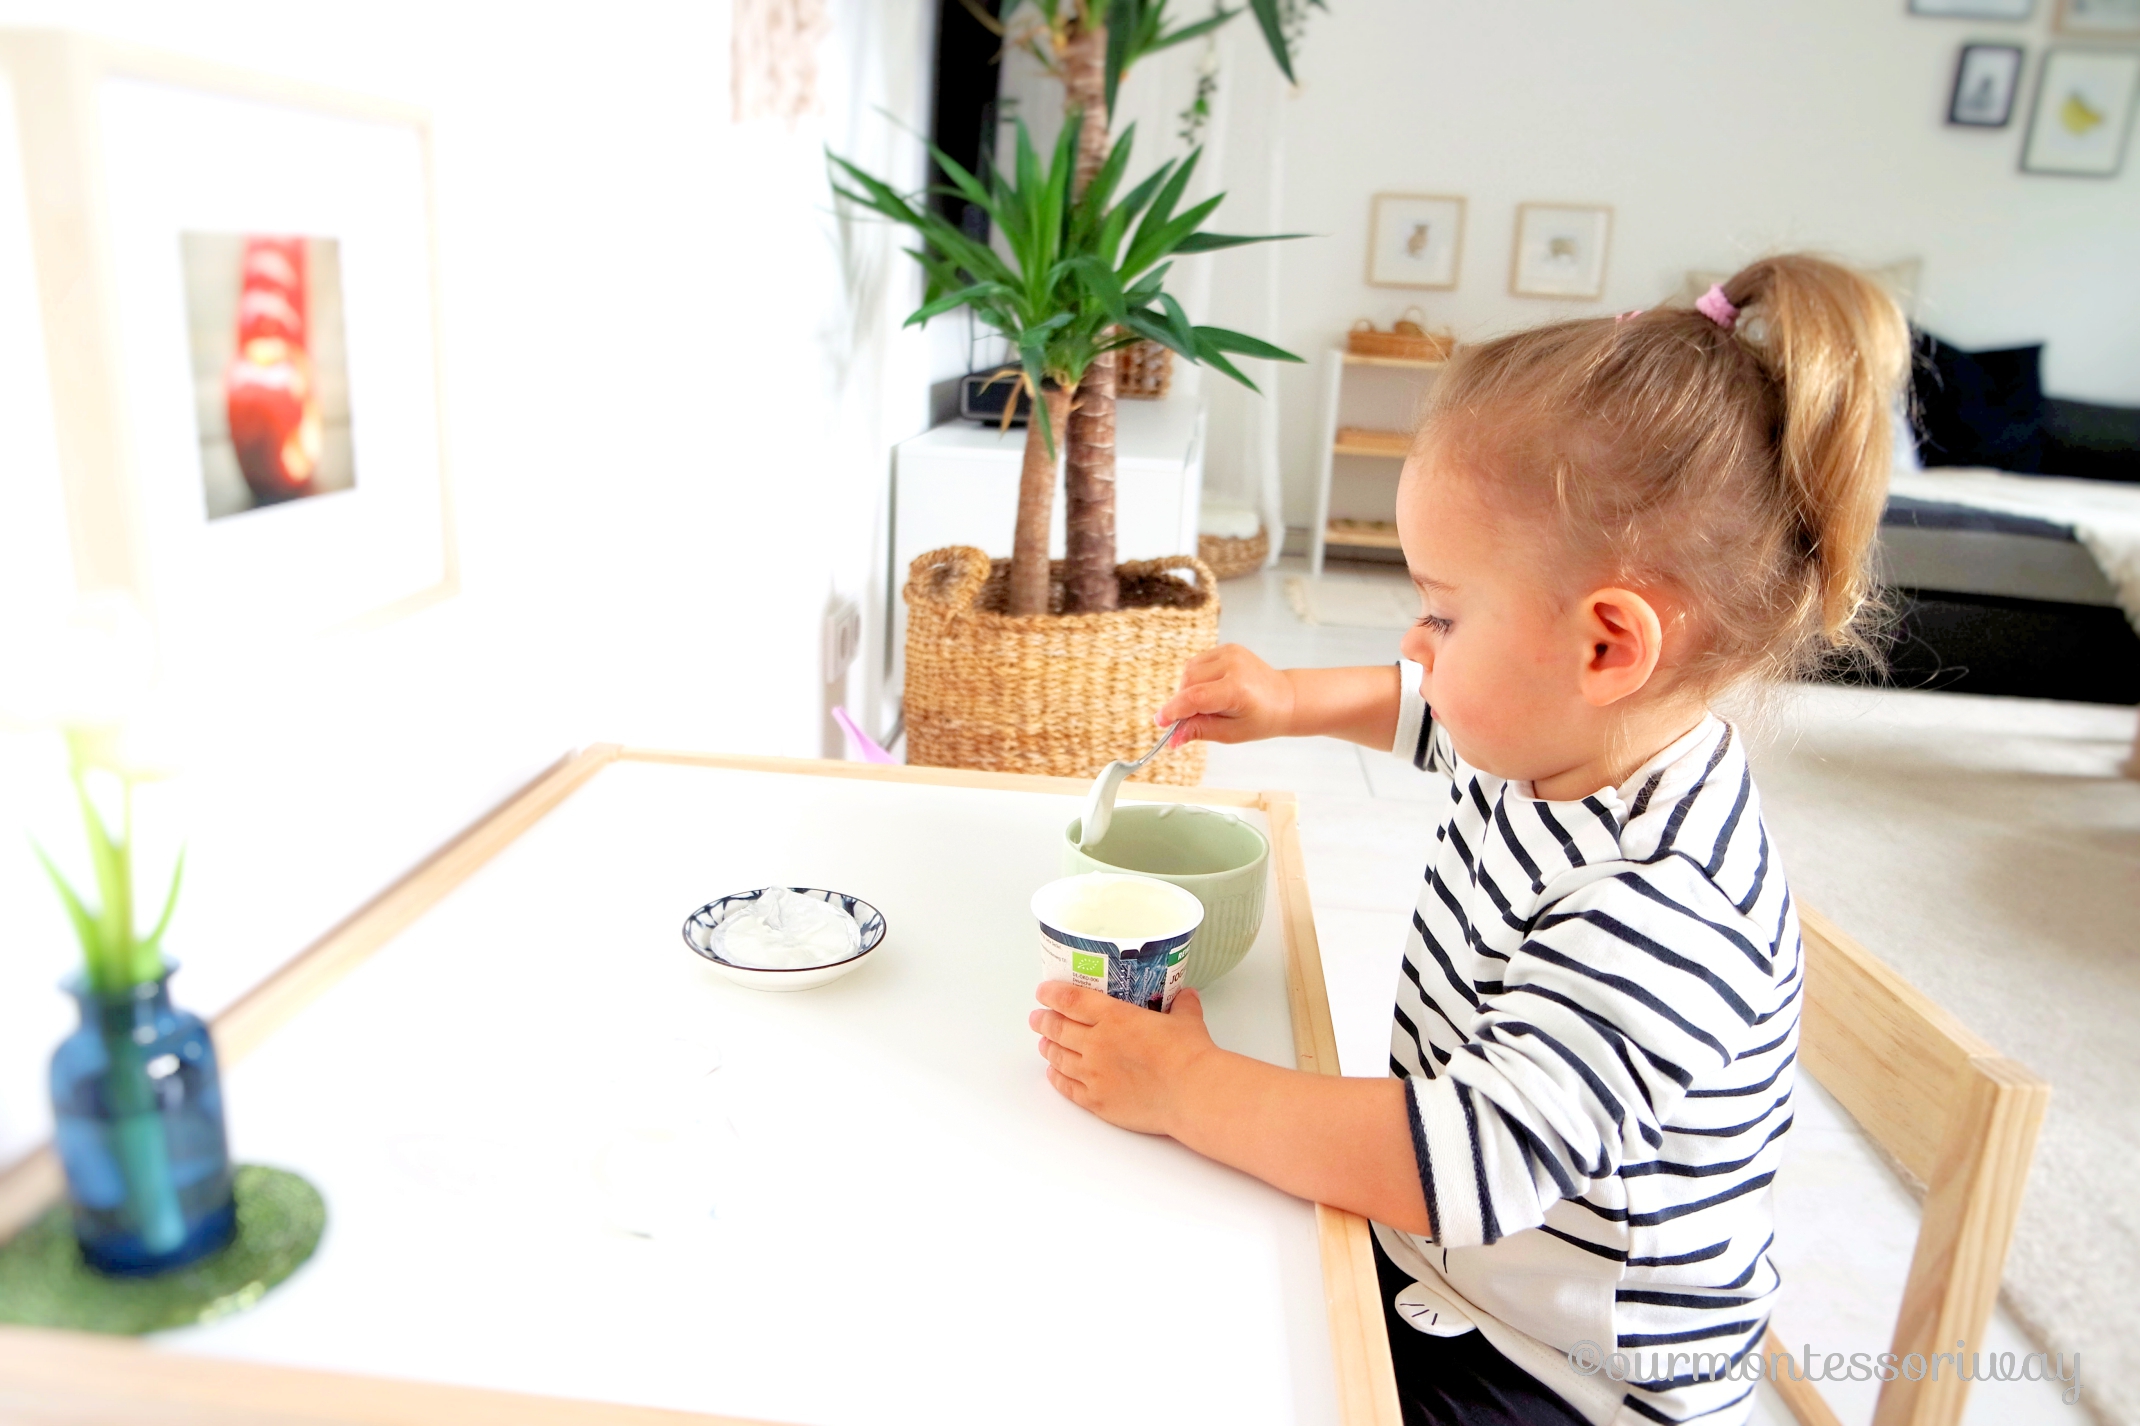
[1346,317,1455,364]
[1199,526,1269,580]
[903,546,1216,785]
[1117,339,1174,400]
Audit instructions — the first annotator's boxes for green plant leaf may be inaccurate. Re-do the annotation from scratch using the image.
[1156,290,1198,351]
[1105,0,1134,114]
[131,848,185,981]
[1147,7,1236,54]
[1193,324,1304,362]
[1247,0,1298,82]
[1194,340,1258,392]
[907,281,1014,327]
[1119,310,1187,355]
[1173,229,1307,254]
[31,838,105,976]
[69,764,131,978]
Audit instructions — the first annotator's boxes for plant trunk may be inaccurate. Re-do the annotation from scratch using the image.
[1065,354,1118,611]
[1059,17,1120,612]
[1010,383,1073,616]
[1059,21,1111,194]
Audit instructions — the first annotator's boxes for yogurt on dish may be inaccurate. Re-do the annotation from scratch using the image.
[714,887,862,969]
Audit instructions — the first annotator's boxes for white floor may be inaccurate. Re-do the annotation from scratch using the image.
[1199,559,2084,1426]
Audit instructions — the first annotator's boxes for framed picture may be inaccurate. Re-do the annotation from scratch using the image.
[0,32,453,641]
[1949,43,2026,125]
[2021,47,2140,174]
[2055,0,2140,35]
[1509,203,1613,301]
[1366,193,1465,290]
[1910,0,2034,17]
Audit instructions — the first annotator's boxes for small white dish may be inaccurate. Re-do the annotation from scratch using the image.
[681,887,886,992]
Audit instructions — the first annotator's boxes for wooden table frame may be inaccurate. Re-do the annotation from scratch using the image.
[0,747,1404,1426]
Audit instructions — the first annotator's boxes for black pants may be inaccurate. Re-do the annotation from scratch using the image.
[1373,1235,1594,1426]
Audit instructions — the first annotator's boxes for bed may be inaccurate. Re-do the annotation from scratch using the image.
[1870,369,2140,707]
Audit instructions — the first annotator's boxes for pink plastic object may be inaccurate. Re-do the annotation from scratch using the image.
[832,706,896,764]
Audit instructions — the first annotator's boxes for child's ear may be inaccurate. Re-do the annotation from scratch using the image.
[1575,587,1665,707]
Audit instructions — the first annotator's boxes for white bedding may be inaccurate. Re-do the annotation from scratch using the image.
[1888,467,2140,634]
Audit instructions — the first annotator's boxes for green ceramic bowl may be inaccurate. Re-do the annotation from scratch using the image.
[1062,804,1269,990]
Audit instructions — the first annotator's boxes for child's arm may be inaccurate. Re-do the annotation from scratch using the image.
[1156,646,1402,751]
[1029,982,1434,1237]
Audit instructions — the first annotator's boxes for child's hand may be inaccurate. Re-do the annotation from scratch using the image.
[1155,644,1297,746]
[1029,982,1218,1135]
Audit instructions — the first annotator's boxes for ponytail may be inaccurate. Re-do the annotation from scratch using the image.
[1719,256,1910,660]
[1422,253,1912,693]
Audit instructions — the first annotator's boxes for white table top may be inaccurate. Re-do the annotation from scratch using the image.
[159,758,1337,1426]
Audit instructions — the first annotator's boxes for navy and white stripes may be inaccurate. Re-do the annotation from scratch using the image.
[1379,662,1798,1426]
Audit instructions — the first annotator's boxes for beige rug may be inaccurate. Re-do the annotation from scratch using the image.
[1283,574,1416,630]
[1745,684,2140,1426]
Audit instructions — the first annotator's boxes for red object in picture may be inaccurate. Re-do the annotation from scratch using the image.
[224,237,323,505]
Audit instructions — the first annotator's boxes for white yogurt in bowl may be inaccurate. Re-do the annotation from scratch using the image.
[682,887,886,992]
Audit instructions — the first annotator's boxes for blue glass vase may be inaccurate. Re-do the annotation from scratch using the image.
[49,964,236,1275]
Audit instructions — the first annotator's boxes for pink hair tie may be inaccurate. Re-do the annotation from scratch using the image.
[1695,283,1739,330]
[1615,309,1644,323]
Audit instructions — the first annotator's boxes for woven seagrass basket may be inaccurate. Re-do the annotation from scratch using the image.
[1346,314,1455,363]
[1117,339,1174,400]
[903,546,1216,785]
[1198,527,1269,580]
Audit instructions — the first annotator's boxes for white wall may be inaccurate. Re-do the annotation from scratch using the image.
[0,1,934,1171]
[1256,0,2140,528]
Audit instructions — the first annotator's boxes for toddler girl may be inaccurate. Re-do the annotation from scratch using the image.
[1028,255,1910,1426]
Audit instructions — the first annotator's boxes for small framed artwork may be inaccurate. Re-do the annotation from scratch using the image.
[2055,0,2140,35]
[1910,0,2034,17]
[1366,193,1465,290]
[0,32,453,641]
[2021,47,2140,174]
[1509,203,1613,301]
[1949,43,2026,125]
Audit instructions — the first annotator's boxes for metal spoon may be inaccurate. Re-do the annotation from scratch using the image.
[1078,721,1186,849]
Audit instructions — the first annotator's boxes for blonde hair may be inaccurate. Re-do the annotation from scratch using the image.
[1420,254,1911,693]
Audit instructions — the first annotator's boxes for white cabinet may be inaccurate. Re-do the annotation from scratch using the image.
[889,398,1204,683]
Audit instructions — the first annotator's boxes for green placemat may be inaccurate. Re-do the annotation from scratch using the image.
[0,1163,324,1334]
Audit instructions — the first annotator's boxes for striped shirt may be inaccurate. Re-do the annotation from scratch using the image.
[1374,662,1799,1426]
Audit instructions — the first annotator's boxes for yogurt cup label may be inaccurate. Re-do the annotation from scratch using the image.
[1032,874,1202,1013]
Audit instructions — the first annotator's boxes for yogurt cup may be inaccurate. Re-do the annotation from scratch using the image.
[1031,873,1205,1013]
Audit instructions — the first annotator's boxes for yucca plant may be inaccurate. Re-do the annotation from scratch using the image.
[832,115,1298,616]
[970,0,1325,608]
[33,725,185,995]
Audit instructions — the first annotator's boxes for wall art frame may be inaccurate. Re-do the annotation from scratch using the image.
[1365,192,1465,291]
[2054,0,2140,36]
[1508,202,1613,301]
[2020,46,2140,174]
[0,31,455,643]
[1909,0,2036,19]
[1948,43,2027,125]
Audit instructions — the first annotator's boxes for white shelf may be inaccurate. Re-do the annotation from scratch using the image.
[1308,350,1444,576]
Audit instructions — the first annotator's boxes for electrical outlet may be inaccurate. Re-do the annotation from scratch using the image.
[824,598,862,682]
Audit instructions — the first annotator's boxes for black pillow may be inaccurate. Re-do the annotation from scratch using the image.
[1910,330,2045,473]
